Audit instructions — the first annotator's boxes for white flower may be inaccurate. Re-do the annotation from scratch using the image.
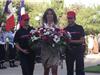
[39,27,43,31]
[6,37,9,42]
[52,44,55,47]
[43,29,46,32]
[31,35,40,42]
[51,27,55,31]
[30,29,36,35]
[53,35,60,43]
[67,32,71,39]
[44,23,49,28]
[44,31,50,35]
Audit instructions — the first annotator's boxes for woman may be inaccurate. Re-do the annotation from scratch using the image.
[98,33,100,52]
[40,8,60,75]
[87,33,94,54]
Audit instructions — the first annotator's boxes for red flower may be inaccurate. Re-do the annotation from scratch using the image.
[42,35,48,41]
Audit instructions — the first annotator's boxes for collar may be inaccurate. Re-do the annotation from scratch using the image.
[68,23,76,27]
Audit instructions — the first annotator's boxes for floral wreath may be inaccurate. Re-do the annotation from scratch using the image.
[29,23,71,49]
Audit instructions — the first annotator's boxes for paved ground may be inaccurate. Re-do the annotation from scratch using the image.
[0,53,100,75]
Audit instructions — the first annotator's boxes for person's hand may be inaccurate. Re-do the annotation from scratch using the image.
[21,49,30,54]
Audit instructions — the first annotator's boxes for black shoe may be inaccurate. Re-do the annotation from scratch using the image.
[2,66,7,69]
[13,64,18,67]
[10,64,18,67]
[0,66,7,69]
[0,66,2,69]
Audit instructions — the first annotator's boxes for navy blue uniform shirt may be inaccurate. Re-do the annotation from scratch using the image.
[64,24,85,46]
[14,27,34,50]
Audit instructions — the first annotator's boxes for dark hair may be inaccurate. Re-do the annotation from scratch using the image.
[42,8,58,24]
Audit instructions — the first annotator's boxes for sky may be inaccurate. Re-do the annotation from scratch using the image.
[64,0,100,7]
[0,0,100,7]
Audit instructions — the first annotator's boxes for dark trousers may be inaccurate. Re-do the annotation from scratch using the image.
[7,44,17,66]
[0,44,6,63]
[19,51,35,75]
[7,44,16,60]
[65,46,85,75]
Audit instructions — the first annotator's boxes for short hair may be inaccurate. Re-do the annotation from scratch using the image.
[42,8,58,24]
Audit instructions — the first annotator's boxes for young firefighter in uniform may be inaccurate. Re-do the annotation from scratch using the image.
[64,11,85,75]
[14,13,36,75]
[6,27,18,67]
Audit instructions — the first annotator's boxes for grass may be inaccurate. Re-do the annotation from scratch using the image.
[84,64,100,73]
